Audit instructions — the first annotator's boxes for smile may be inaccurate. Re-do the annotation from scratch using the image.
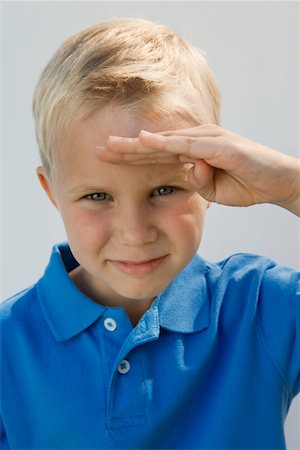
[109,255,168,275]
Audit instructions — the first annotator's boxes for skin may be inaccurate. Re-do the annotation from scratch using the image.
[98,124,300,216]
[37,106,299,325]
[37,106,209,326]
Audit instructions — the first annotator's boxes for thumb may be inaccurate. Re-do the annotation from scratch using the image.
[188,160,216,202]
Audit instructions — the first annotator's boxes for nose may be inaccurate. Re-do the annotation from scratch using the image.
[115,206,158,247]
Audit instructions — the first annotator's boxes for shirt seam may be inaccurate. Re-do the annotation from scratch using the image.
[255,314,293,398]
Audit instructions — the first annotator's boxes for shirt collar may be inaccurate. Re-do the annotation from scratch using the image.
[155,253,210,334]
[37,242,210,342]
[37,242,106,342]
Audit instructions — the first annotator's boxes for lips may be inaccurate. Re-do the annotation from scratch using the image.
[109,255,168,275]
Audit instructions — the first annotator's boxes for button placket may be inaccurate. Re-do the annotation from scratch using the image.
[108,352,148,428]
[105,308,159,428]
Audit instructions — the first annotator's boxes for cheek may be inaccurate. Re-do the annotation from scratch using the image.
[159,198,206,243]
[61,208,112,250]
[164,196,206,227]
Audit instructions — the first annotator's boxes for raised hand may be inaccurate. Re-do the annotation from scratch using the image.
[96,124,300,215]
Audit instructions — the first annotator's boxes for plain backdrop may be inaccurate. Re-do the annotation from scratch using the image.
[1,1,299,448]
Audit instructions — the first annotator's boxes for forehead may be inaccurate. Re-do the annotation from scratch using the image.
[54,105,192,185]
[61,104,188,147]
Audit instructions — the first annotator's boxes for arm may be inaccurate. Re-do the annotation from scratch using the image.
[96,124,300,216]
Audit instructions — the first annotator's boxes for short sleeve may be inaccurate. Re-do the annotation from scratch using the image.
[257,263,300,397]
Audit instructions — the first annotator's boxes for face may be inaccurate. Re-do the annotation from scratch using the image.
[37,106,208,308]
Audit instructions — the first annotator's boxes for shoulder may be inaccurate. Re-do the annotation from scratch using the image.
[0,284,39,330]
[0,283,50,371]
[204,252,276,272]
[201,252,299,309]
[203,252,298,284]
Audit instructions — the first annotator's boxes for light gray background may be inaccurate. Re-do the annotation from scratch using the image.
[1,1,299,448]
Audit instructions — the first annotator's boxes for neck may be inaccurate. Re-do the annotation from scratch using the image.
[69,266,154,327]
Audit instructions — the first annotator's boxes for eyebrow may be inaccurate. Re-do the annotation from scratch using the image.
[67,171,190,194]
[67,185,109,194]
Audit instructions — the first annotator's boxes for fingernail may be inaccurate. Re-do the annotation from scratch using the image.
[108,135,123,142]
[95,144,107,151]
[139,129,153,136]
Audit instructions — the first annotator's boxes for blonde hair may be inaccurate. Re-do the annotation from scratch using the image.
[32,17,221,179]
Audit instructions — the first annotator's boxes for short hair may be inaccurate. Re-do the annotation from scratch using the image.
[32,17,221,179]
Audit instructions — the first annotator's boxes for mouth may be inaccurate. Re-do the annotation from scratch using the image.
[108,255,168,275]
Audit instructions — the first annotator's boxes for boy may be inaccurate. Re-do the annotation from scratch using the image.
[1,17,299,449]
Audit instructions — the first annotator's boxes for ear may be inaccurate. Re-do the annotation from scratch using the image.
[36,166,58,209]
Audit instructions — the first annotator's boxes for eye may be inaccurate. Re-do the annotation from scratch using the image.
[86,193,111,201]
[152,186,177,197]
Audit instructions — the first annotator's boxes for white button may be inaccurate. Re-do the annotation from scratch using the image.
[104,318,117,331]
[117,359,130,374]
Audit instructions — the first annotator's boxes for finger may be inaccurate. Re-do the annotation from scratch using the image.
[187,160,216,202]
[138,131,224,163]
[103,133,227,169]
[158,123,222,137]
[95,145,195,165]
[103,128,233,170]
[106,136,144,154]
[105,123,223,153]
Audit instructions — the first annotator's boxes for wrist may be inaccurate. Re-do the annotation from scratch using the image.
[273,156,300,216]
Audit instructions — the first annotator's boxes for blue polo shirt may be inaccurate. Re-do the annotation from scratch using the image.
[1,242,299,449]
